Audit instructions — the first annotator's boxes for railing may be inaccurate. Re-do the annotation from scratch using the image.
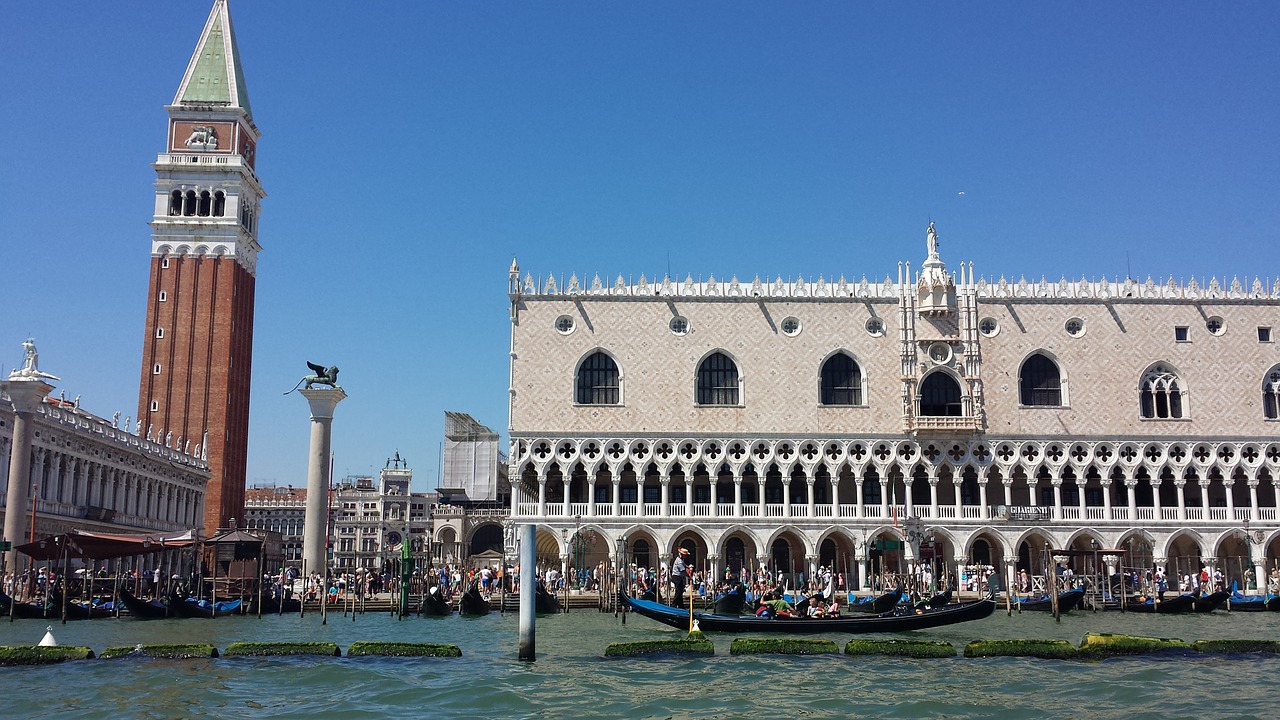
[937,506,957,518]
[815,505,834,518]
[1233,508,1252,521]
[1135,507,1154,520]
[765,504,785,518]
[1161,508,1180,520]
[1085,508,1105,520]
[1186,508,1204,520]
[689,503,710,518]
[741,505,759,517]
[961,506,983,519]
[1109,508,1130,521]
[1261,508,1277,521]
[1207,508,1228,521]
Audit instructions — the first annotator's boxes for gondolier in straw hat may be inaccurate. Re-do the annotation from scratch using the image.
[671,548,690,606]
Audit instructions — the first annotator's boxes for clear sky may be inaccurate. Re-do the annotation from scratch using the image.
[2,2,1277,491]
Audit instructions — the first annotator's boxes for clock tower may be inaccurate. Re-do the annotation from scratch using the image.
[138,0,263,534]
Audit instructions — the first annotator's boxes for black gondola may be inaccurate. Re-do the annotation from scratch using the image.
[1124,593,1196,614]
[710,582,745,615]
[1013,588,1086,613]
[535,582,560,614]
[1227,591,1280,611]
[625,593,996,633]
[118,587,171,619]
[1190,590,1230,613]
[0,591,53,619]
[47,588,114,620]
[167,591,242,618]
[458,582,491,616]
[421,585,453,616]
[848,588,903,613]
[251,595,301,614]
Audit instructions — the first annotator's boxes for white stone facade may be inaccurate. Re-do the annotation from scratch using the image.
[507,230,1280,590]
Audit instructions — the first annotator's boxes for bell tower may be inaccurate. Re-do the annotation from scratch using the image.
[138,0,263,534]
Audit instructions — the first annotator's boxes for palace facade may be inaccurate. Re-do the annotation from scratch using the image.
[507,227,1280,591]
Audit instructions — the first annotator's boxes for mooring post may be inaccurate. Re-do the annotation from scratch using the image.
[519,523,537,661]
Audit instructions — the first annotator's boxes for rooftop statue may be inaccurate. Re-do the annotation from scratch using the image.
[9,338,60,382]
[926,221,940,257]
[284,361,341,394]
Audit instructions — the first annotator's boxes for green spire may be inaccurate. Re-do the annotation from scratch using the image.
[174,0,252,117]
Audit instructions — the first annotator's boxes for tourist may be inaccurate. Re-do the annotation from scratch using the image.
[806,597,825,618]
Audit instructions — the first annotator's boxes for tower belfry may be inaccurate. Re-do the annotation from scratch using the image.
[138,0,262,534]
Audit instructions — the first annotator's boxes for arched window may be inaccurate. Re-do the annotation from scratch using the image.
[1264,366,1280,420]
[183,190,197,216]
[575,351,619,405]
[197,190,212,217]
[212,190,226,217]
[820,353,862,405]
[1019,353,1062,406]
[919,372,962,416]
[1140,364,1185,419]
[169,190,182,216]
[696,352,740,406]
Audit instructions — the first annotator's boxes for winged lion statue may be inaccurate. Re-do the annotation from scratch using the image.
[284,361,341,394]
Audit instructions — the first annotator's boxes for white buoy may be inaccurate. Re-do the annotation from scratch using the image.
[38,626,57,647]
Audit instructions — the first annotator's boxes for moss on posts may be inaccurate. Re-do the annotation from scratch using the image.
[222,642,341,658]
[1077,633,1191,658]
[346,642,462,658]
[0,646,95,666]
[1192,639,1280,655]
[730,638,839,656]
[603,639,715,657]
[963,639,1078,660]
[844,639,955,658]
[100,644,219,660]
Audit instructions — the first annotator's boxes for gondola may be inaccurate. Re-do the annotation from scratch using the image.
[0,591,54,619]
[1190,590,1230,613]
[251,595,301,614]
[1226,591,1280,611]
[625,593,996,633]
[1123,593,1196,614]
[167,591,242,618]
[848,588,904,613]
[1012,588,1086,613]
[118,587,170,619]
[710,582,745,615]
[535,582,560,614]
[458,582,491,616]
[47,589,115,620]
[421,585,453,616]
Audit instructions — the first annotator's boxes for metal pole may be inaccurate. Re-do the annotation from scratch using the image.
[518,524,536,661]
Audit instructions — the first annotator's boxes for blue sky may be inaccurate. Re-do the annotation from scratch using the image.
[2,2,1277,491]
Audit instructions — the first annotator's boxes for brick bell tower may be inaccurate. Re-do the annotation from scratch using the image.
[138,0,262,535]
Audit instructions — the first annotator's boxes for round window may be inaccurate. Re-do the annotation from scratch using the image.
[979,317,1000,337]
[1065,317,1085,338]
[927,342,953,365]
[669,316,689,336]
[780,316,801,337]
[1206,316,1225,336]
[555,315,575,335]
[865,317,885,337]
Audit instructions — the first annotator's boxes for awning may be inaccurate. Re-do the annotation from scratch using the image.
[16,529,198,561]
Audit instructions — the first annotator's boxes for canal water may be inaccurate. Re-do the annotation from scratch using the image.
[1,605,1277,719]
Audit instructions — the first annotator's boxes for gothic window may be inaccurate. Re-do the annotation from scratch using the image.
[1019,353,1062,406]
[696,351,740,406]
[1264,366,1280,420]
[198,190,212,216]
[919,372,962,416]
[213,190,226,217]
[575,351,620,405]
[169,190,183,216]
[820,353,862,406]
[183,190,197,216]
[1140,364,1186,419]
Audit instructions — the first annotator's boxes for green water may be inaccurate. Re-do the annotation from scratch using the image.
[1,607,1278,719]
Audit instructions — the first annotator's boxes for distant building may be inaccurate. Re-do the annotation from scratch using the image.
[440,412,508,503]
[248,453,435,573]
[1,349,209,542]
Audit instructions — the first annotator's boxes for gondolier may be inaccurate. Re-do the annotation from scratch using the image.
[671,548,690,606]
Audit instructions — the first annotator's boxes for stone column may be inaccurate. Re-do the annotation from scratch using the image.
[855,552,867,591]
[830,476,841,520]
[978,480,990,520]
[1248,481,1260,522]
[300,388,347,577]
[928,477,939,519]
[782,477,792,518]
[1,376,55,571]
[610,475,621,518]
[1051,480,1063,521]
[1224,479,1235,518]
[757,476,767,518]
[537,471,548,517]
[635,476,645,517]
[1174,479,1186,520]
[733,475,744,518]
[1101,479,1113,518]
[879,479,889,519]
[659,474,671,517]
[684,476,694,518]
[805,476,816,519]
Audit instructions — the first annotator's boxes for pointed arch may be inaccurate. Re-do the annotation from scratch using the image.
[575,349,621,405]
[818,350,864,406]
[918,369,963,416]
[1019,351,1064,406]
[1263,364,1280,420]
[696,350,740,406]
[1139,362,1187,419]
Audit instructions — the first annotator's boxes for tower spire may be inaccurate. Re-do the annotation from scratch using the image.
[174,0,252,117]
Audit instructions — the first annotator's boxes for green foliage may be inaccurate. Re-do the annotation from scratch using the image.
[346,642,461,657]
[604,639,715,657]
[1077,632,1190,658]
[844,639,955,658]
[963,639,1078,659]
[730,638,839,656]
[1192,639,1280,654]
[0,646,95,666]
[687,630,706,642]
[222,642,341,658]
[100,644,218,660]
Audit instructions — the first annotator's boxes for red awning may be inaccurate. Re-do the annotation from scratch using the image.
[16,529,198,561]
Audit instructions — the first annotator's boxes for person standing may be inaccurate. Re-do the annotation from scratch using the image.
[671,548,689,606]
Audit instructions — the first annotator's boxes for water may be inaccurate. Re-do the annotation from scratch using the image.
[1,606,1278,719]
